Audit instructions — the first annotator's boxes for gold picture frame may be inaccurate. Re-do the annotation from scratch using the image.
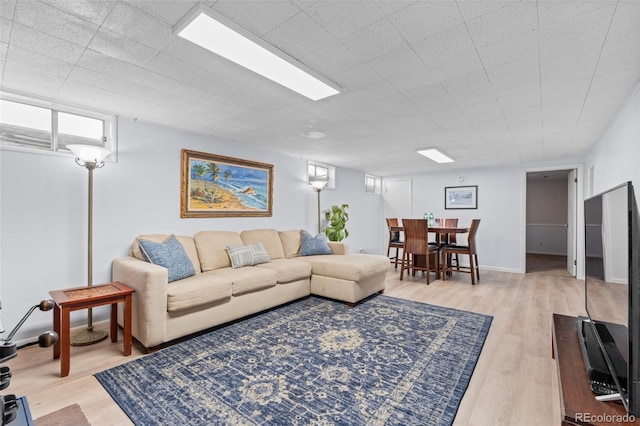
[181,149,273,218]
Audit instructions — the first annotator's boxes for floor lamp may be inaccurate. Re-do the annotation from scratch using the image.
[310,179,328,234]
[67,144,111,346]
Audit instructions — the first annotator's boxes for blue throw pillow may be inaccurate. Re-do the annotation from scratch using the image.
[138,235,196,283]
[300,231,332,256]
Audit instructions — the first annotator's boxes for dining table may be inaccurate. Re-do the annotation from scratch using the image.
[428,224,470,246]
[392,221,470,274]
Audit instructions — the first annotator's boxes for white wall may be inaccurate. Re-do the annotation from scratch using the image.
[586,85,640,198]
[0,119,383,343]
[385,165,527,273]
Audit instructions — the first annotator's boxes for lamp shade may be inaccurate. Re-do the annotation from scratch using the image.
[67,144,111,163]
[310,179,328,191]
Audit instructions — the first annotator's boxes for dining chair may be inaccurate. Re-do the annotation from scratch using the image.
[400,219,440,284]
[386,218,404,269]
[441,218,459,267]
[441,219,480,285]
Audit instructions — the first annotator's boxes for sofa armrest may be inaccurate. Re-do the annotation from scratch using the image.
[328,242,348,255]
[112,256,168,348]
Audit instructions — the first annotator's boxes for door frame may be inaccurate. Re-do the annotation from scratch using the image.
[521,164,584,279]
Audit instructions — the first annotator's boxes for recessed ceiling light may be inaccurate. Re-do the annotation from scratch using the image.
[416,147,455,163]
[174,4,341,101]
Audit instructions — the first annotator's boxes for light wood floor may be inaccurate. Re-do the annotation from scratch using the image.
[8,265,589,425]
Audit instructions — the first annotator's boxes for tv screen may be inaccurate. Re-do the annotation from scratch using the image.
[582,181,640,415]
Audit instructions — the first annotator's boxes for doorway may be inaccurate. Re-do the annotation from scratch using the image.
[525,169,577,276]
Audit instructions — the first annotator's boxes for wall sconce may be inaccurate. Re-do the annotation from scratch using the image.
[310,178,329,234]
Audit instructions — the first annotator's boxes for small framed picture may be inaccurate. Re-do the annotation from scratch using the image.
[445,185,478,210]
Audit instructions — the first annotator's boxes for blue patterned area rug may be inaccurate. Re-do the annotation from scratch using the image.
[95,295,492,425]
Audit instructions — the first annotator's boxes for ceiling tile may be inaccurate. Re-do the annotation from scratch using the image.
[263,10,335,60]
[539,4,616,51]
[1,0,638,176]
[304,1,385,39]
[0,0,16,20]
[340,18,407,62]
[0,16,12,44]
[5,44,73,78]
[14,0,99,46]
[126,0,198,26]
[66,66,127,91]
[88,28,159,66]
[40,0,116,26]
[2,60,65,97]
[388,1,463,42]
[465,2,537,47]
[365,47,425,79]
[9,22,85,64]
[101,2,173,51]
[212,0,302,37]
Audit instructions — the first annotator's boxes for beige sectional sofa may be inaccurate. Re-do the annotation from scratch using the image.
[112,229,389,351]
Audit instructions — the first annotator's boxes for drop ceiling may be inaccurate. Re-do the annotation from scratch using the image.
[1,0,639,176]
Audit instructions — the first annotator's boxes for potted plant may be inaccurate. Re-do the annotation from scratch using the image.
[324,204,349,241]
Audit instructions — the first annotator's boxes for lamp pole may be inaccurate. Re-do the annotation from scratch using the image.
[67,145,111,346]
[310,179,328,234]
[315,187,322,234]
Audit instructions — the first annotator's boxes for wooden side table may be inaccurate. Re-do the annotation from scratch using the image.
[49,281,135,377]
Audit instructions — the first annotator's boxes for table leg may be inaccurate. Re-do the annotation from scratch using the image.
[123,294,132,356]
[60,307,70,377]
[53,304,60,360]
[110,302,118,343]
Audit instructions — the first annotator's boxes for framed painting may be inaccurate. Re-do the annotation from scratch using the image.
[181,149,273,218]
[445,185,478,210]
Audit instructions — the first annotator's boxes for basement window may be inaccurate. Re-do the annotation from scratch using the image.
[308,161,335,189]
[365,174,381,194]
[0,93,117,160]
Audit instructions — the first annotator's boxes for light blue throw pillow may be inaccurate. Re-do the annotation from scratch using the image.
[138,235,196,283]
[300,231,332,256]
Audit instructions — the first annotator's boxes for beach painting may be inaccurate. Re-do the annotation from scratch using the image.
[181,149,273,217]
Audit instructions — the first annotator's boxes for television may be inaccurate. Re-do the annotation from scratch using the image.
[579,181,640,415]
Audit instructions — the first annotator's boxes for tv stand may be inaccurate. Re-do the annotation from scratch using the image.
[552,314,638,425]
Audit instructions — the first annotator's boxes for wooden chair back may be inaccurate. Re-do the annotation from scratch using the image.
[386,218,402,244]
[467,219,480,253]
[402,219,428,256]
[442,218,458,244]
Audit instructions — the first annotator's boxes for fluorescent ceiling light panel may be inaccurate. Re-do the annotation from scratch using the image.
[174,5,340,101]
[416,147,455,163]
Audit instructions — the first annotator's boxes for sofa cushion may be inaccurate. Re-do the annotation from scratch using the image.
[240,229,285,260]
[299,254,390,282]
[132,234,200,274]
[194,231,243,271]
[255,259,311,284]
[300,231,332,256]
[226,243,271,268]
[166,272,232,312]
[138,235,196,283]
[278,230,302,259]
[209,267,277,295]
